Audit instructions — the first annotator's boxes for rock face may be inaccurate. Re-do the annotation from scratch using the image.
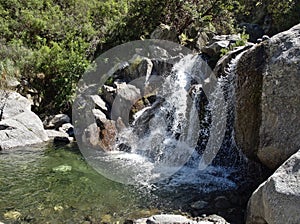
[235,23,300,169]
[0,91,48,150]
[246,149,300,224]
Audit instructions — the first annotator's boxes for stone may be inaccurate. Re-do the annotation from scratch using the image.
[235,23,300,169]
[0,109,49,150]
[82,111,121,151]
[138,214,197,224]
[46,129,69,139]
[6,77,20,89]
[213,44,254,78]
[246,150,300,224]
[201,34,242,58]
[46,129,72,144]
[52,165,72,172]
[44,114,70,129]
[150,24,178,42]
[0,90,31,119]
[90,95,107,112]
[111,82,141,125]
[59,123,74,137]
[3,210,21,220]
[101,85,116,106]
[195,31,211,50]
[134,214,229,224]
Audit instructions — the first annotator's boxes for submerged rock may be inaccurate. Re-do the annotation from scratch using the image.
[52,165,72,172]
[3,210,21,221]
[246,149,300,224]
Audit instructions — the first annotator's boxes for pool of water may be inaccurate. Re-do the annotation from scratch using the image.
[0,143,266,224]
[0,144,163,223]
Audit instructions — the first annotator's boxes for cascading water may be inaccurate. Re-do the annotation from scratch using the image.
[84,53,243,190]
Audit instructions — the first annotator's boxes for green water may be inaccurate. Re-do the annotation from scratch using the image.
[0,144,159,224]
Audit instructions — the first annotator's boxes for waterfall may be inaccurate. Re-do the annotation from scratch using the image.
[82,52,248,190]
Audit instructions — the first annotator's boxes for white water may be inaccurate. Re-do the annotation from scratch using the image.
[89,54,242,189]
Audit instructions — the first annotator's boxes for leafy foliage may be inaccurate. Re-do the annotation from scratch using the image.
[0,0,299,114]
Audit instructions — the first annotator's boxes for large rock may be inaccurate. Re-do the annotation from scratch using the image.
[246,149,300,224]
[235,23,300,169]
[0,91,48,150]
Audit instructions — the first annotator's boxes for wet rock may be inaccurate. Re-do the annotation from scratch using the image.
[101,214,112,223]
[235,23,300,169]
[4,210,21,220]
[82,123,101,148]
[44,114,70,130]
[52,165,72,172]
[127,55,154,81]
[213,44,254,78]
[83,108,123,151]
[111,82,141,125]
[246,149,300,224]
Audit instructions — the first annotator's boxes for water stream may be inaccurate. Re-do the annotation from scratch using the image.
[1,52,267,224]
